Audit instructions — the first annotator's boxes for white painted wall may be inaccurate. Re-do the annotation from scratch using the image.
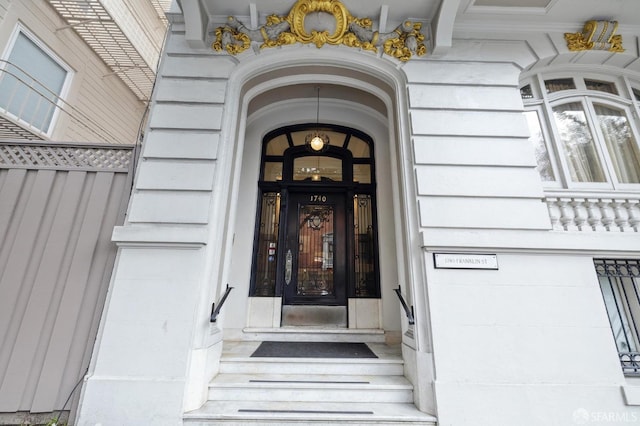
[76,6,640,426]
[410,34,640,424]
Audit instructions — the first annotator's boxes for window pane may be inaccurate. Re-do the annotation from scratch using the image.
[520,84,533,100]
[266,134,289,155]
[293,156,342,181]
[348,136,370,158]
[552,102,607,183]
[290,131,308,146]
[585,79,618,95]
[633,88,640,102]
[545,78,575,93]
[354,194,376,297]
[0,32,67,132]
[263,162,282,181]
[594,104,640,184]
[524,111,555,181]
[599,276,639,353]
[353,164,371,184]
[252,193,281,296]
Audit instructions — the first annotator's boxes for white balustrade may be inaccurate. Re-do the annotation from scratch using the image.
[545,194,640,232]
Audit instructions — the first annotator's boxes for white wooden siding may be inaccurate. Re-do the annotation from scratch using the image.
[0,0,9,23]
[0,143,133,413]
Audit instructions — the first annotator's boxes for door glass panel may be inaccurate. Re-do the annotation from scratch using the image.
[354,195,376,296]
[296,204,334,296]
[553,102,607,183]
[293,156,342,181]
[254,193,280,296]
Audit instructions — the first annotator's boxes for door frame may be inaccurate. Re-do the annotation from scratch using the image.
[248,123,382,304]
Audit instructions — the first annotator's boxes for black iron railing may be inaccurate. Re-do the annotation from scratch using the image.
[210,284,234,323]
[394,285,415,325]
[620,352,640,376]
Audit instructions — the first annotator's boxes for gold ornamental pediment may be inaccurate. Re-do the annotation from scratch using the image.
[212,0,426,62]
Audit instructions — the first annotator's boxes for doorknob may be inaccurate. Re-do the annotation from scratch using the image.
[285,249,292,285]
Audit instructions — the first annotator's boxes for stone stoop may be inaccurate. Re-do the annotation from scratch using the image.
[183,340,437,425]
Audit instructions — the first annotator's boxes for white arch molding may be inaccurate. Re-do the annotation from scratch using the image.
[184,48,435,411]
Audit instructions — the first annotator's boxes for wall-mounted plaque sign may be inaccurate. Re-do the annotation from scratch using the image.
[434,253,498,270]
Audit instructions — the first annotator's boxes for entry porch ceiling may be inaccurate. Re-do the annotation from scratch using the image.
[178,0,640,49]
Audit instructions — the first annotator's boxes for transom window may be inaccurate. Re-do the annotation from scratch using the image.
[260,124,374,184]
[521,74,640,190]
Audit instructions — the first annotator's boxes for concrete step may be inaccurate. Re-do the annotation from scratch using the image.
[237,327,386,343]
[208,373,414,403]
[219,356,405,376]
[184,340,436,425]
[183,401,437,425]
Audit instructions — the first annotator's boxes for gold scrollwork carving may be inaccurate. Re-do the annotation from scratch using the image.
[287,0,350,47]
[564,20,624,53]
[212,0,426,61]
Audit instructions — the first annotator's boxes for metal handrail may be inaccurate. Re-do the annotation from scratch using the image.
[0,60,121,143]
[210,284,234,323]
[394,285,415,325]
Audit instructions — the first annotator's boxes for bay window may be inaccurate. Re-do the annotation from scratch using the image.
[521,75,640,190]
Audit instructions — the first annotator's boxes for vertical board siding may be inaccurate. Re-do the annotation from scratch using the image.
[0,160,131,412]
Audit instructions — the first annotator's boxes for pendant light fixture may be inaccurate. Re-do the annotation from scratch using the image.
[305,86,330,152]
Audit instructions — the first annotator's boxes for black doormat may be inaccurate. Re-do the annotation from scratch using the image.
[251,341,377,358]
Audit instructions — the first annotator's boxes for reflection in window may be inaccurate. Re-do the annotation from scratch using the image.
[552,102,606,183]
[545,78,575,93]
[293,156,342,181]
[521,75,640,189]
[0,31,69,133]
[296,204,334,297]
[524,111,555,181]
[520,84,533,100]
[585,79,618,95]
[594,104,640,184]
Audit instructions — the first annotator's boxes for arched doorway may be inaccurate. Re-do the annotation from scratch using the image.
[250,124,380,326]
